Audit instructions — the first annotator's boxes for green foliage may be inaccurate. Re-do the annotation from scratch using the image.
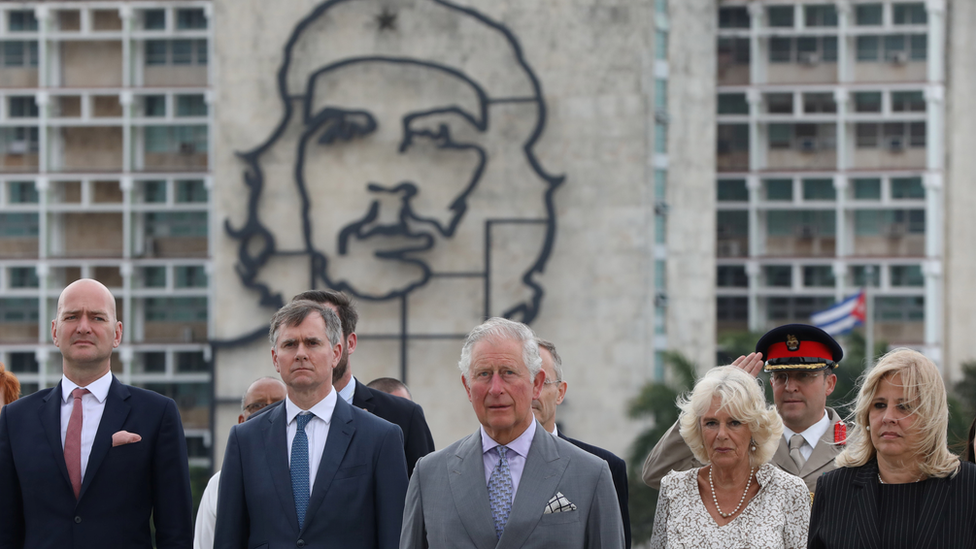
[950,361,976,455]
[625,351,697,545]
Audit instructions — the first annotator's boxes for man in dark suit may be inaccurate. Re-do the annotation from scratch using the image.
[401,318,623,549]
[215,300,407,549]
[291,290,434,475]
[531,338,631,548]
[0,278,193,549]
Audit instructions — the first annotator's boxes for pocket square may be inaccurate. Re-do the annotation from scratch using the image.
[544,492,577,514]
[112,430,142,447]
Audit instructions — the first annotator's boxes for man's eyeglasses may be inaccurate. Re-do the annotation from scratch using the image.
[542,379,563,386]
[770,371,825,386]
[243,401,272,414]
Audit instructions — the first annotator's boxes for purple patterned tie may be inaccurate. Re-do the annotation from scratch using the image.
[488,445,513,538]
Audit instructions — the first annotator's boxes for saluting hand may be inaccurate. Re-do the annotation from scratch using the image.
[730,352,764,378]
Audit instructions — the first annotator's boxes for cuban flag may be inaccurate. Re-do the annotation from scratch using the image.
[810,290,867,336]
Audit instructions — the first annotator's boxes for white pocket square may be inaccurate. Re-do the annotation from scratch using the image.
[544,492,577,514]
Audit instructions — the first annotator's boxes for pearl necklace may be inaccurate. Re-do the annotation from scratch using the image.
[709,465,754,518]
[878,473,923,484]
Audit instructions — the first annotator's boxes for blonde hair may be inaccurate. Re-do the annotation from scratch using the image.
[836,348,959,477]
[677,366,784,468]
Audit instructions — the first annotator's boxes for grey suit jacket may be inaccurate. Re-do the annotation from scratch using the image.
[642,407,844,493]
[400,423,624,549]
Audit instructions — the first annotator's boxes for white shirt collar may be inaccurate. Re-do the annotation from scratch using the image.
[284,389,338,425]
[61,370,113,404]
[549,423,559,437]
[337,376,356,405]
[783,408,831,448]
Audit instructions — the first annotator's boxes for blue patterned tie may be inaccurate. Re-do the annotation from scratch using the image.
[291,413,313,529]
[488,445,514,539]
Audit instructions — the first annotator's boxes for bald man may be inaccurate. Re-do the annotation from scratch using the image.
[193,378,287,549]
[0,278,193,548]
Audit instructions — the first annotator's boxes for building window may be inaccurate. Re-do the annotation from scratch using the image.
[655,0,667,16]
[655,79,668,111]
[717,179,749,202]
[3,41,39,67]
[768,123,835,152]
[892,91,926,112]
[175,265,207,288]
[718,37,751,64]
[770,37,793,63]
[890,265,924,287]
[654,121,667,154]
[143,95,166,117]
[9,266,39,288]
[855,122,925,149]
[853,91,882,113]
[767,5,794,28]
[855,4,883,25]
[141,266,167,288]
[176,8,207,30]
[853,208,925,235]
[145,297,208,322]
[8,10,39,31]
[655,29,668,60]
[145,39,208,66]
[857,34,927,62]
[140,180,167,203]
[803,93,836,114]
[803,265,835,287]
[9,352,38,373]
[716,124,748,154]
[768,296,834,322]
[718,93,748,115]
[851,265,881,287]
[766,93,793,114]
[876,296,924,321]
[717,265,748,287]
[767,210,836,237]
[719,7,750,29]
[0,213,39,237]
[717,297,748,322]
[804,5,838,27]
[771,37,837,63]
[765,178,793,201]
[144,125,209,154]
[177,351,208,373]
[891,176,925,199]
[176,95,207,117]
[893,3,927,25]
[802,178,835,200]
[717,211,748,238]
[764,265,792,287]
[8,96,38,118]
[143,9,165,30]
[0,298,39,323]
[856,36,880,61]
[852,178,882,200]
[9,181,38,203]
[655,170,667,200]
[145,212,208,237]
[176,179,208,203]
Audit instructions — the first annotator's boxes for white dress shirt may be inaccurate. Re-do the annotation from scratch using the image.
[480,420,536,499]
[193,470,220,549]
[782,408,831,461]
[285,391,337,492]
[60,370,113,481]
[337,376,356,406]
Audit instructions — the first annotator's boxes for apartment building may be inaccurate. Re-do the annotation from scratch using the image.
[714,0,945,367]
[0,2,213,467]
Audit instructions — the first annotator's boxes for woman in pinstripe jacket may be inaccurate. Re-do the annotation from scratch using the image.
[808,348,976,549]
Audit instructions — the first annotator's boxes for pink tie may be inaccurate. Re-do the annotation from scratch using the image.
[64,388,90,499]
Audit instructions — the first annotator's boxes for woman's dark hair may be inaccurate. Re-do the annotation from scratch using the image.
[966,417,976,464]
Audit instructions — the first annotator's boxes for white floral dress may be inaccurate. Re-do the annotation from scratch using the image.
[649,462,810,549]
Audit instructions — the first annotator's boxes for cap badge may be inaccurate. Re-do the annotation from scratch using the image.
[786,334,800,352]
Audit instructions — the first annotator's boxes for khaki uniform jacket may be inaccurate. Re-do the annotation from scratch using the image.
[641,407,844,494]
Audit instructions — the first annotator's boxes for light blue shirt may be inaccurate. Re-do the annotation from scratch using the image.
[480,420,537,499]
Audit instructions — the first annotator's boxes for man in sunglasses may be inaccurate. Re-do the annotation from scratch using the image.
[642,324,844,495]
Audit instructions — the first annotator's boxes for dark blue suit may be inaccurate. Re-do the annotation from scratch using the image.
[0,377,193,549]
[214,395,408,549]
[559,432,631,549]
[352,379,434,477]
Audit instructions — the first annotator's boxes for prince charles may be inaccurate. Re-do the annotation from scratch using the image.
[400,318,623,549]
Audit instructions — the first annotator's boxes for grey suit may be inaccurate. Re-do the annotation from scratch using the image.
[642,407,844,493]
[400,423,624,549]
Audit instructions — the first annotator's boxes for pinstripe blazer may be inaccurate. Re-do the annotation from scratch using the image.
[808,459,976,549]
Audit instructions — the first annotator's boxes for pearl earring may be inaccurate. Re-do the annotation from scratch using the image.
[866,426,870,431]
[750,439,757,452]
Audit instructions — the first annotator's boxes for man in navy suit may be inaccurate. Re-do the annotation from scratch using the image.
[291,290,434,476]
[531,339,631,548]
[0,278,193,549]
[214,299,408,549]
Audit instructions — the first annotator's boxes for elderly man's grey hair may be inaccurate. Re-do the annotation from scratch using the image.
[457,318,542,381]
[269,300,342,349]
[535,338,564,382]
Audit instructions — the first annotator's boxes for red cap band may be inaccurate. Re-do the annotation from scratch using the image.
[765,340,834,362]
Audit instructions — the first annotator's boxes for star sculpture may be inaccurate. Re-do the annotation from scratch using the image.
[376,8,397,31]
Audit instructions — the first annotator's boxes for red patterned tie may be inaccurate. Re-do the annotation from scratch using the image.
[64,388,90,499]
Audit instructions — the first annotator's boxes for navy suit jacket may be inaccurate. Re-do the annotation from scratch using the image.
[559,432,631,549]
[214,395,408,549]
[0,377,193,549]
[809,459,976,549]
[352,379,434,477]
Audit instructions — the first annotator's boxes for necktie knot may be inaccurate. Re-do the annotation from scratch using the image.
[71,387,90,401]
[789,434,804,451]
[789,434,807,469]
[296,412,313,431]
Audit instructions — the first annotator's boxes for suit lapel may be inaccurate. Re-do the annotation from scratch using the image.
[40,382,72,492]
[852,461,882,549]
[448,432,497,549]
[303,397,355,534]
[352,380,375,413]
[80,378,131,501]
[774,437,799,475]
[263,403,300,534]
[499,426,568,549]
[914,475,952,548]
